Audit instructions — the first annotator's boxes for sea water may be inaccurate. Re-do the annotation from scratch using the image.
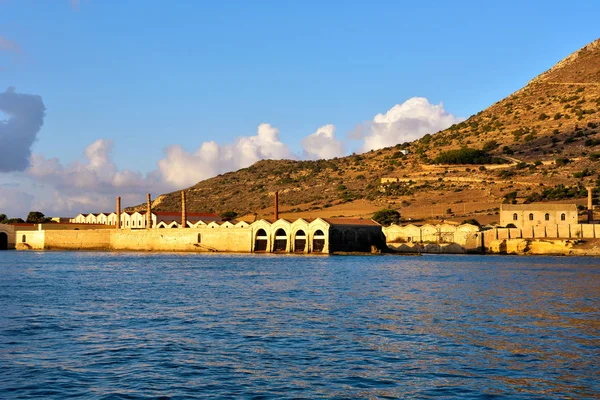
[1,252,599,398]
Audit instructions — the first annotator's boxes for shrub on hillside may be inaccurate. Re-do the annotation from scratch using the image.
[482,140,499,152]
[372,209,401,226]
[434,148,503,165]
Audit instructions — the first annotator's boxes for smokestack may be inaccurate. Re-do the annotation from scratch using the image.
[116,196,121,229]
[146,193,152,229]
[274,191,279,221]
[587,186,594,223]
[181,190,187,228]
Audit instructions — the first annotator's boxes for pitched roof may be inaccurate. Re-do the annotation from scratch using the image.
[322,218,381,226]
[501,203,577,211]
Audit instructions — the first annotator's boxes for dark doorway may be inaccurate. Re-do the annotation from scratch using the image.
[273,228,287,252]
[313,230,325,253]
[0,232,8,250]
[294,230,306,252]
[254,229,268,252]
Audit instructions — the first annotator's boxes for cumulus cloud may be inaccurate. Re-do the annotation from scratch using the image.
[355,97,463,152]
[25,139,166,215]
[0,88,46,172]
[301,124,345,160]
[0,36,21,54]
[17,124,295,215]
[158,123,295,187]
[0,186,33,217]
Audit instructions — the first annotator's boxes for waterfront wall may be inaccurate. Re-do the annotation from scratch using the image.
[33,228,252,252]
[481,223,600,245]
[383,223,483,253]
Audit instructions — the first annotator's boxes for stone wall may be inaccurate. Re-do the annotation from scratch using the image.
[44,230,112,250]
[111,228,252,252]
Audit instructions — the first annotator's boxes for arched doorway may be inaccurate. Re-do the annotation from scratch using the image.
[294,230,306,253]
[313,230,325,253]
[0,232,8,250]
[273,229,287,252]
[254,229,268,252]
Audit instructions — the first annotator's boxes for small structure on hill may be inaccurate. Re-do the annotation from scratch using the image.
[500,203,578,229]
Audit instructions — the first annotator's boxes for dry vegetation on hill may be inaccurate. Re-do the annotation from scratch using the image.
[128,38,600,225]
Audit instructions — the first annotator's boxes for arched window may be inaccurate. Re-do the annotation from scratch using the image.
[197,234,201,243]
[529,213,534,221]
[294,230,306,253]
[561,213,566,221]
[22,235,26,243]
[254,228,268,252]
[274,228,288,252]
[313,230,325,253]
[513,213,518,221]
[545,213,550,221]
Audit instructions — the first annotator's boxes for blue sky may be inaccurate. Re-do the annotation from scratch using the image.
[0,0,599,217]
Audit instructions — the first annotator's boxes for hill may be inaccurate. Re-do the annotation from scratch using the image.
[128,38,600,225]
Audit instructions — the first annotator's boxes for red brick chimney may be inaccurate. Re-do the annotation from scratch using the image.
[116,196,121,229]
[181,190,187,228]
[146,193,152,229]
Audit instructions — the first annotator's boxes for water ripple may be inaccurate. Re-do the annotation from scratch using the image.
[1,252,599,398]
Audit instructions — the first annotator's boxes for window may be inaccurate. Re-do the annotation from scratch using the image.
[22,235,26,243]
[529,213,534,221]
[561,213,566,221]
[197,234,201,243]
[545,213,550,221]
[513,213,518,221]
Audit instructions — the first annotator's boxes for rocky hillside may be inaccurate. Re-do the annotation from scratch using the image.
[128,38,600,225]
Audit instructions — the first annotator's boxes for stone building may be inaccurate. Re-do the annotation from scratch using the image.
[500,203,578,229]
[71,211,221,229]
[0,224,15,250]
[251,218,385,253]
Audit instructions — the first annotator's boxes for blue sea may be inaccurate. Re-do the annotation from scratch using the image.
[1,252,599,399]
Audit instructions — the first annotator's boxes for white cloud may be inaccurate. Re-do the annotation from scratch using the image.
[157,123,295,187]
[24,139,166,216]
[356,97,463,151]
[0,186,33,217]
[301,124,345,160]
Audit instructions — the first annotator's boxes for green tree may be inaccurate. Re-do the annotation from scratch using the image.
[372,209,401,226]
[0,214,7,223]
[26,211,51,224]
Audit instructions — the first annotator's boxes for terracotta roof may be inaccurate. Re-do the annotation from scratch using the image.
[323,218,381,226]
[501,203,577,211]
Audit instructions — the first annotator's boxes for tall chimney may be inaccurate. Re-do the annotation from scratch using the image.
[587,186,594,223]
[146,193,152,229]
[181,190,187,228]
[116,196,121,229]
[274,191,279,221]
